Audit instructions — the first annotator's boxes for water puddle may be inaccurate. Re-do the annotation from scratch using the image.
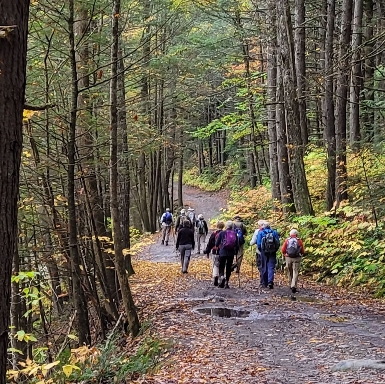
[195,307,250,318]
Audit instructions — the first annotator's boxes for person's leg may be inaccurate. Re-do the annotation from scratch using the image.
[179,245,186,271]
[197,234,202,253]
[267,254,277,288]
[259,252,268,287]
[291,257,302,290]
[286,257,294,287]
[225,255,235,287]
[161,225,166,244]
[236,244,244,272]
[165,226,171,244]
[218,256,226,287]
[183,244,192,272]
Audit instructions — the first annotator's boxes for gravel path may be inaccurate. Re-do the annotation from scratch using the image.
[132,186,385,384]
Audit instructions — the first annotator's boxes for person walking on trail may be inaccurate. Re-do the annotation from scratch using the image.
[175,209,191,233]
[250,220,267,281]
[160,208,173,246]
[281,229,304,293]
[195,214,208,254]
[176,220,195,274]
[187,207,196,227]
[204,221,224,286]
[232,215,247,273]
[256,221,280,289]
[215,221,238,289]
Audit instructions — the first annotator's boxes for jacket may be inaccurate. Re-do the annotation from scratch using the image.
[215,229,238,257]
[281,235,304,256]
[204,229,222,255]
[176,227,195,249]
[195,219,208,235]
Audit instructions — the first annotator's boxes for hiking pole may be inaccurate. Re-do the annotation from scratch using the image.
[235,252,241,288]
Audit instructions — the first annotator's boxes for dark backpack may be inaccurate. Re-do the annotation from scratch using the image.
[286,237,301,257]
[162,212,172,225]
[234,226,245,245]
[197,220,205,234]
[261,230,279,254]
[222,230,237,251]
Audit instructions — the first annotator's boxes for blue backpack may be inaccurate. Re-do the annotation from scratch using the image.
[222,230,237,250]
[261,229,279,253]
[162,212,172,225]
[235,227,245,245]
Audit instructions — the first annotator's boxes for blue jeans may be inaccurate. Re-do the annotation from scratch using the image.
[259,252,277,286]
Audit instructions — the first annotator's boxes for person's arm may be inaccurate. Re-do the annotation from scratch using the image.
[298,238,305,255]
[250,229,258,246]
[191,230,195,249]
[204,221,208,235]
[215,231,223,248]
[281,238,288,255]
[256,230,263,251]
[176,231,181,249]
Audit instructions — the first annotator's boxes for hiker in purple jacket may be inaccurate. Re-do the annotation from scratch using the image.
[215,220,238,289]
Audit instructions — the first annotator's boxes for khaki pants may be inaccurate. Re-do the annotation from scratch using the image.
[196,233,206,253]
[162,225,172,242]
[285,256,302,289]
[234,243,244,272]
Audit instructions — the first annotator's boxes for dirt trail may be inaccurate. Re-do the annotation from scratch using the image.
[132,186,385,384]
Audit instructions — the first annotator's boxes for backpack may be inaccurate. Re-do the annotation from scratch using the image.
[180,215,190,227]
[197,220,205,234]
[286,237,301,257]
[234,226,245,245]
[261,229,279,254]
[162,212,172,225]
[222,230,237,251]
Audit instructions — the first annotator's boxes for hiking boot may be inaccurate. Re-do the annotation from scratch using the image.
[291,287,297,293]
[182,270,188,274]
[268,282,274,289]
[224,283,230,289]
[218,276,225,288]
[165,241,168,246]
[161,240,164,245]
[213,276,219,286]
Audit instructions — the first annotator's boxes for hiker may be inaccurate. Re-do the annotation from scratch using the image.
[195,214,208,254]
[232,215,247,273]
[281,229,304,293]
[160,208,173,246]
[187,207,197,227]
[176,220,195,274]
[215,221,238,289]
[204,221,225,286]
[250,220,267,280]
[256,221,280,289]
[175,209,191,233]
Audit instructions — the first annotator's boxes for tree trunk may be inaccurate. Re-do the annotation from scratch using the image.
[294,0,308,146]
[277,0,313,215]
[68,0,91,346]
[349,0,364,148]
[110,0,140,336]
[335,0,353,205]
[324,0,337,210]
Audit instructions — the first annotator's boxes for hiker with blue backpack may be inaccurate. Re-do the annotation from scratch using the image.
[215,221,238,289]
[232,215,247,273]
[281,229,304,293]
[256,221,280,289]
[250,219,268,277]
[160,208,173,246]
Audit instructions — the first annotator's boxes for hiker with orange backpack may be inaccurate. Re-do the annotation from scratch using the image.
[281,229,304,293]
[204,221,225,286]
[215,221,238,289]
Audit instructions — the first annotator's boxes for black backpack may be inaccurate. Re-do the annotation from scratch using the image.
[261,230,279,253]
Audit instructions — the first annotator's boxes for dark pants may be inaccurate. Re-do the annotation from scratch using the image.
[259,252,277,287]
[219,254,235,282]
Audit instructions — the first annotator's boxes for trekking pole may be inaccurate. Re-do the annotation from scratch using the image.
[235,253,241,288]
[250,245,254,280]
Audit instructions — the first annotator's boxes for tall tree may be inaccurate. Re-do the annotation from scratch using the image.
[0,1,30,381]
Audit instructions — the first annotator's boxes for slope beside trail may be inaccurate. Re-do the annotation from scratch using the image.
[129,186,385,384]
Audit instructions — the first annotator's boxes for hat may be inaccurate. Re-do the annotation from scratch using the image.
[198,214,203,219]
[188,207,194,211]
[166,208,170,212]
[233,215,242,221]
[180,209,186,214]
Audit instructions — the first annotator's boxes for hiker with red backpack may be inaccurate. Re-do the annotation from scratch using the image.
[160,208,173,246]
[215,221,238,289]
[281,229,304,293]
[256,221,280,289]
[204,221,225,286]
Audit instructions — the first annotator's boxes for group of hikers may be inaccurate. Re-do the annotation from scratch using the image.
[159,208,305,292]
